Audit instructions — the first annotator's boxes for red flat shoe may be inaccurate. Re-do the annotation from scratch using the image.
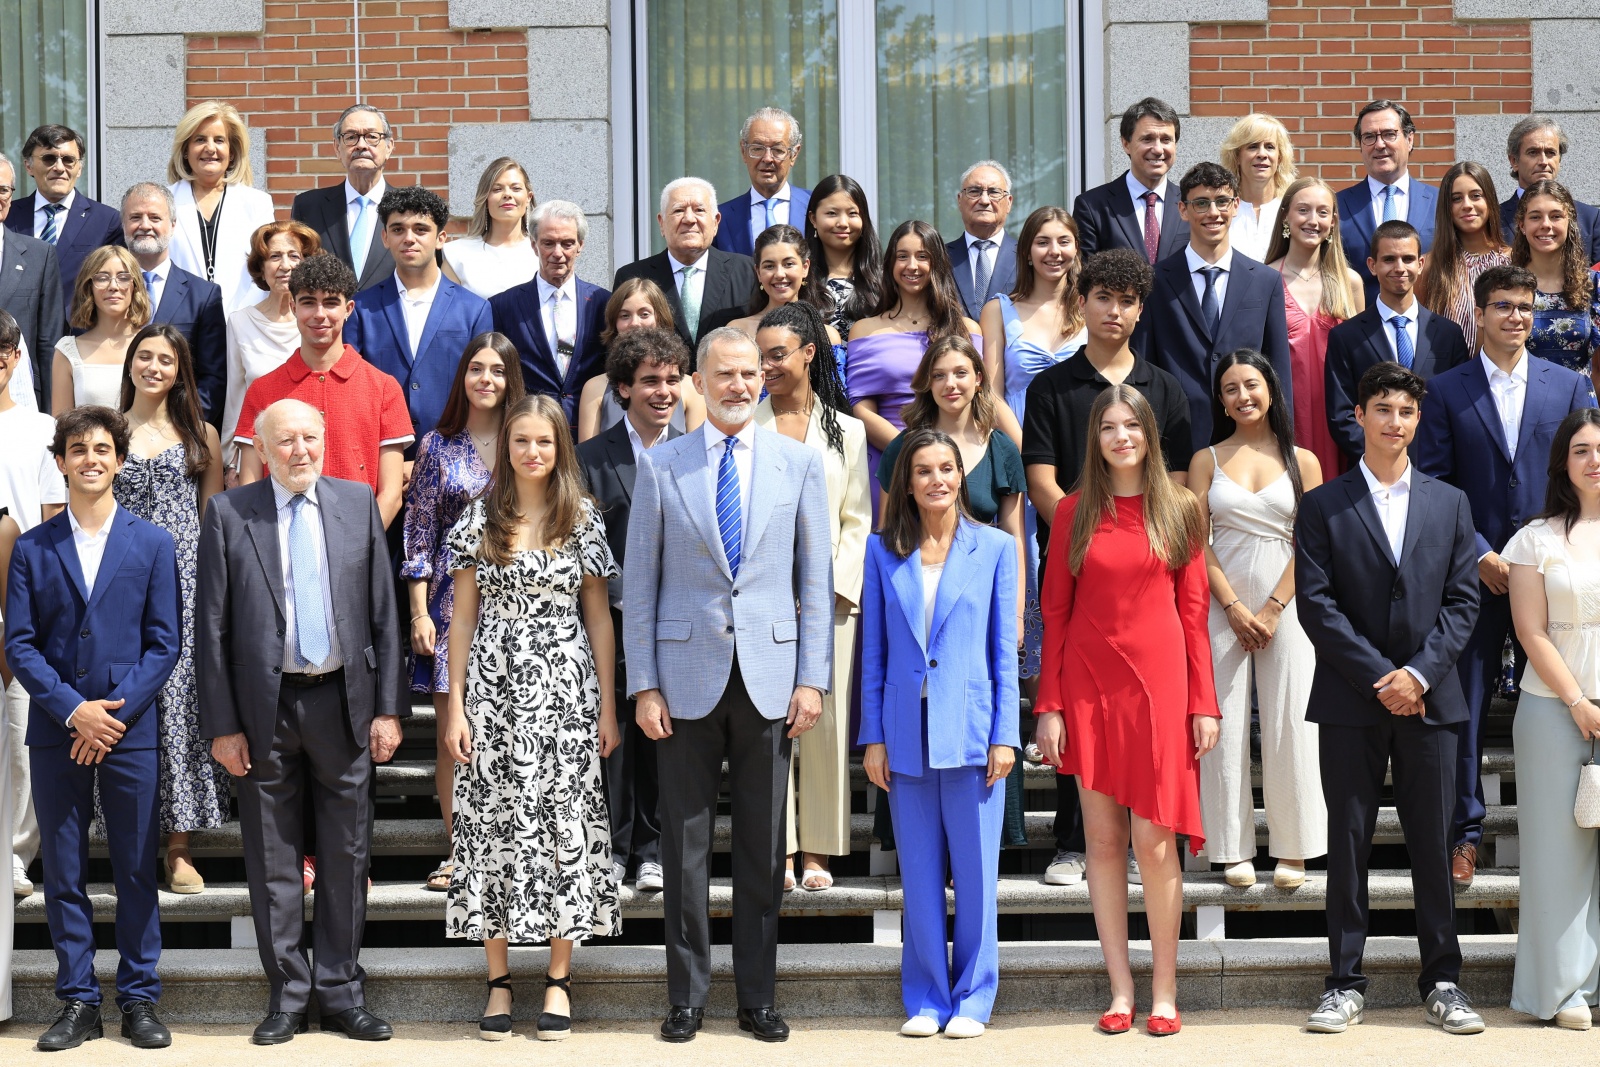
[1146,1012,1182,1036]
[1096,1011,1134,1035]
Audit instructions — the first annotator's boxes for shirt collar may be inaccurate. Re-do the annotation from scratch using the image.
[750,182,792,206]
[1376,296,1419,323]
[964,230,1003,249]
[1480,349,1529,384]
[667,250,712,275]
[535,272,577,303]
[1070,350,1151,385]
[1184,244,1234,274]
[143,259,170,283]
[702,418,756,454]
[345,177,386,207]
[1367,171,1411,201]
[1125,171,1169,203]
[399,273,441,304]
[66,500,117,538]
[42,189,76,214]
[289,344,362,381]
[271,477,321,510]
[625,414,668,453]
[1358,457,1412,497]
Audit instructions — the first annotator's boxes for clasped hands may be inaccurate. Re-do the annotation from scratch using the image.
[1375,667,1426,716]
[67,698,127,765]
[635,685,823,741]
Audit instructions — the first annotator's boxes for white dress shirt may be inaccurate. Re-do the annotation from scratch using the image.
[1125,172,1171,246]
[625,413,668,465]
[1375,295,1421,363]
[1228,196,1282,263]
[702,418,754,544]
[668,250,710,311]
[33,189,75,240]
[273,478,343,673]
[1367,172,1412,229]
[141,258,171,314]
[1358,457,1430,692]
[67,500,117,596]
[749,182,793,245]
[535,273,579,374]
[1184,244,1234,310]
[1480,350,1528,460]
[963,230,1001,289]
[397,273,441,358]
[344,178,387,238]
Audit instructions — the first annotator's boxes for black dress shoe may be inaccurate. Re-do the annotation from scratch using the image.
[737,1006,790,1042]
[252,1011,308,1045]
[320,1006,394,1041]
[659,1005,704,1042]
[38,1000,103,1051]
[120,1002,172,1048]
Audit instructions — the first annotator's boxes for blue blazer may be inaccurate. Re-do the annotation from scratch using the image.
[1070,172,1189,260]
[713,186,813,258]
[5,191,124,319]
[858,523,1020,776]
[4,507,180,749]
[152,263,227,427]
[1336,178,1438,306]
[346,273,493,442]
[1414,354,1595,557]
[945,232,1018,320]
[488,276,609,428]
[1294,465,1479,727]
[1500,194,1600,266]
[1134,249,1292,446]
[1323,303,1469,459]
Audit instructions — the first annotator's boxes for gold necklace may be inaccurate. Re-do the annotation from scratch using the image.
[771,397,814,418]
[469,429,496,451]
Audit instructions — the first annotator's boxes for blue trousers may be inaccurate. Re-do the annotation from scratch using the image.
[31,740,162,1007]
[1453,588,1524,847]
[888,763,1003,1024]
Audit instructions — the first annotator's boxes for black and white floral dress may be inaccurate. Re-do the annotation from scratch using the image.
[444,497,621,942]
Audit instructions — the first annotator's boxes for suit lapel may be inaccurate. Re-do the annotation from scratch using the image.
[0,238,24,305]
[950,237,977,313]
[1167,257,1208,338]
[319,483,349,627]
[415,279,454,363]
[85,512,136,615]
[1216,257,1255,336]
[1360,309,1392,367]
[670,438,731,581]
[47,516,89,607]
[1159,194,1186,260]
[743,429,787,557]
[156,268,187,323]
[928,525,978,648]
[1111,176,1145,253]
[1341,469,1398,568]
[1398,471,1429,567]
[243,484,288,619]
[55,199,85,253]
[1413,308,1438,374]
[603,420,636,502]
[378,277,412,363]
[518,282,554,370]
[1516,360,1553,462]
[1463,357,1510,461]
[1344,184,1376,252]
[321,186,353,263]
[888,547,928,653]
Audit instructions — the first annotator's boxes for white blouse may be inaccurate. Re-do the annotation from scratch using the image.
[1503,517,1600,699]
[223,299,300,442]
[443,236,539,299]
[1229,196,1283,263]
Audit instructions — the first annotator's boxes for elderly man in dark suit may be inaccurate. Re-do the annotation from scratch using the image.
[613,178,756,359]
[0,154,63,410]
[945,160,1018,320]
[289,105,395,292]
[3,125,122,320]
[1072,98,1189,263]
[1497,114,1600,263]
[1335,100,1439,307]
[713,107,811,259]
[198,397,406,1046]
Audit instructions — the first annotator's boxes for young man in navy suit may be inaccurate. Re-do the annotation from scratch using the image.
[1336,100,1438,307]
[1071,97,1189,263]
[712,107,810,259]
[3,126,123,321]
[1296,362,1483,1036]
[1325,220,1469,461]
[1498,115,1600,263]
[1135,161,1291,446]
[5,406,180,1050]
[1414,265,1595,887]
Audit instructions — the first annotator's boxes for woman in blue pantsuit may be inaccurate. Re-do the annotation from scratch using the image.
[860,426,1019,1039]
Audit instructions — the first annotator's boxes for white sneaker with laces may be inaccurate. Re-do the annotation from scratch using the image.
[1424,983,1485,1035]
[635,862,664,892]
[1306,988,1364,1033]
[1127,850,1141,885]
[12,855,32,898]
[1044,849,1085,885]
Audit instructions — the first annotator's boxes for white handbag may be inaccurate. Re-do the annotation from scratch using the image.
[1576,740,1600,829]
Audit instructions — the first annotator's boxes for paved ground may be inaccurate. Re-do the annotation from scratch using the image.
[0,1007,1590,1064]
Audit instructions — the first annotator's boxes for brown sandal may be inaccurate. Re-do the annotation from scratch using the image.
[424,862,455,892]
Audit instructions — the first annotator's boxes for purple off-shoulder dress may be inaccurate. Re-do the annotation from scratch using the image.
[402,430,492,692]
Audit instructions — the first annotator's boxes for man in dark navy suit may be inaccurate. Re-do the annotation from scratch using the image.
[1336,100,1438,307]
[944,160,1018,320]
[1295,361,1484,1036]
[1497,114,1600,264]
[1325,220,1469,461]
[1071,97,1189,263]
[1414,265,1595,887]
[289,104,396,292]
[1135,161,1291,447]
[712,107,811,259]
[3,126,122,322]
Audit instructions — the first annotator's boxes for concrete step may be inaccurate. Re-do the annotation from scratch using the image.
[4,935,1517,1023]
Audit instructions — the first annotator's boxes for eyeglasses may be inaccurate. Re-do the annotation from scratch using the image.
[338,131,390,147]
[33,151,80,169]
[1184,196,1237,212]
[1487,300,1535,317]
[90,272,135,290]
[760,345,805,365]
[742,142,794,161]
[961,186,1011,201]
[1359,129,1406,146]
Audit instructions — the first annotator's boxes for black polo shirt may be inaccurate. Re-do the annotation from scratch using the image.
[1020,350,1194,554]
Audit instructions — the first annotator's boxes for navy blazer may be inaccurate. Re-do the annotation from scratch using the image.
[945,231,1018,320]
[1135,249,1292,446]
[4,191,124,319]
[152,263,227,427]
[712,186,813,258]
[4,507,181,748]
[858,522,1020,775]
[347,273,494,442]
[1414,354,1595,557]
[289,182,394,291]
[1323,303,1469,460]
[1500,194,1600,266]
[1336,178,1439,306]
[1071,171,1189,260]
[488,276,608,428]
[1295,465,1480,727]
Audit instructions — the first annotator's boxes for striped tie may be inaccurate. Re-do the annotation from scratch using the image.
[715,435,741,579]
[40,203,63,245]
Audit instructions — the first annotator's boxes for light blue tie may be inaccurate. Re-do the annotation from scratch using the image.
[715,436,741,579]
[350,195,374,278]
[1381,185,1399,223]
[288,494,331,668]
[1391,315,1415,369]
[40,203,63,245]
[142,271,158,302]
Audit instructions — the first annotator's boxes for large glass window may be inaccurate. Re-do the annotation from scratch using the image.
[0,1,92,188]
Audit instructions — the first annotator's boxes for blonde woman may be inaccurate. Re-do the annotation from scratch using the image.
[166,101,277,316]
[1221,114,1298,262]
[443,157,539,299]
[54,246,151,414]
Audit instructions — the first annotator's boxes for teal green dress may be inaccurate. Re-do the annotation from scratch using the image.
[876,430,1026,523]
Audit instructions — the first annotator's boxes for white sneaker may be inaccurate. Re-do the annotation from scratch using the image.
[612,861,627,886]
[1306,988,1364,1033]
[943,1016,985,1038]
[900,1016,940,1037]
[1223,860,1256,887]
[1023,743,1044,763]
[1044,849,1085,885]
[1127,850,1141,885]
[12,856,32,898]
[1424,983,1485,1035]
[635,862,664,892]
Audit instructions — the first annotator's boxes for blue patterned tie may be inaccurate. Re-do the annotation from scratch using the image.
[1381,185,1399,223]
[1391,315,1415,369]
[289,494,331,668]
[715,435,741,579]
[40,203,63,245]
[1199,266,1223,337]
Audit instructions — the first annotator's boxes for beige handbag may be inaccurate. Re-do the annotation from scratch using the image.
[1576,740,1600,829]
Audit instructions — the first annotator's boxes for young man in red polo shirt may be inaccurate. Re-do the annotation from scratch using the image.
[232,253,412,527]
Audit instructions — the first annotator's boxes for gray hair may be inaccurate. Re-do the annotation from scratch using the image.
[332,103,391,140]
[530,199,589,243]
[0,152,11,180]
[659,176,718,217]
[254,398,325,438]
[739,107,802,150]
[1507,114,1568,163]
[121,181,176,215]
[958,159,1012,193]
[695,326,759,370]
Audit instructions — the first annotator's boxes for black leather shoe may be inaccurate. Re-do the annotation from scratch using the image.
[252,1011,308,1045]
[659,1005,704,1042]
[737,1006,790,1042]
[120,1002,172,1048]
[37,1000,103,1051]
[320,1006,394,1041]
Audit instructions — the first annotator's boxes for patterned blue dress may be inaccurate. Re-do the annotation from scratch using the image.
[1529,270,1600,398]
[402,430,492,692]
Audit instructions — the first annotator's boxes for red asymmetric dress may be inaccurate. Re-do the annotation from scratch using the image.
[1036,493,1220,852]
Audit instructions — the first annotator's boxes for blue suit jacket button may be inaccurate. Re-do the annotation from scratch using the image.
[726,625,734,634]
[76,668,86,678]
[929,659,938,668]
[80,629,89,638]
[272,666,281,674]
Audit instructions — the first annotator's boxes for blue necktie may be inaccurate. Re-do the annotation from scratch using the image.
[973,239,995,306]
[715,436,742,579]
[350,195,374,278]
[1391,315,1415,369]
[40,203,63,245]
[1199,266,1223,337]
[1381,185,1399,223]
[289,494,331,668]
[142,271,158,302]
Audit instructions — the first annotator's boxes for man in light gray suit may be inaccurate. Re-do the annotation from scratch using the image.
[197,398,406,1046]
[625,327,833,1043]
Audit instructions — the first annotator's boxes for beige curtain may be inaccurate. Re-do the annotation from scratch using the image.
[0,0,91,188]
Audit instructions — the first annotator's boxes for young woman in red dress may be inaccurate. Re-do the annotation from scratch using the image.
[1034,384,1221,1037]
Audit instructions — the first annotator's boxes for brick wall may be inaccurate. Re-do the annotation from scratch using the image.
[1188,0,1531,186]
[184,0,529,217]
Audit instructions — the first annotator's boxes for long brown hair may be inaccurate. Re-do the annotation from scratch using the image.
[1067,384,1203,576]
[1537,407,1600,540]
[1010,206,1085,337]
[118,324,212,477]
[1419,161,1508,318]
[878,427,975,558]
[900,334,997,434]
[874,220,969,347]
[434,332,526,439]
[1512,179,1593,309]
[601,276,677,347]
[479,395,589,568]
[1263,177,1358,321]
